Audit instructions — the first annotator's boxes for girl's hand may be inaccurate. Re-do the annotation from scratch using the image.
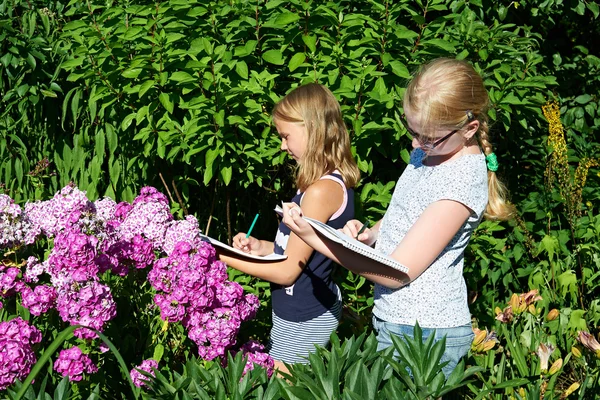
[281,202,313,237]
[232,233,262,254]
[342,220,377,246]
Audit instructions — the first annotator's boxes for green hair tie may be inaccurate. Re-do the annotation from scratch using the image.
[486,153,499,172]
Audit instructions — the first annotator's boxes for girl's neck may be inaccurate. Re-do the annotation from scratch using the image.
[422,142,481,166]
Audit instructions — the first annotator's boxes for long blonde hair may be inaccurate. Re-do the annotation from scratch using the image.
[272,83,360,191]
[403,58,514,220]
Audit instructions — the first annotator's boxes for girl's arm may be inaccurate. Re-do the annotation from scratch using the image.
[282,200,471,289]
[217,179,344,287]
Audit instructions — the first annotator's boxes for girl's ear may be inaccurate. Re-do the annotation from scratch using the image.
[463,120,480,141]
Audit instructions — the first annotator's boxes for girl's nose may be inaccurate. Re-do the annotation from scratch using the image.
[280,140,287,151]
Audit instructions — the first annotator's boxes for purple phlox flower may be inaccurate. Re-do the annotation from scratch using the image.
[0,318,42,390]
[237,294,260,322]
[130,359,159,388]
[56,281,116,339]
[117,187,173,249]
[162,215,203,255]
[24,184,92,237]
[235,340,275,377]
[47,230,99,286]
[0,194,36,249]
[21,284,57,316]
[93,197,117,223]
[24,256,45,283]
[184,308,242,361]
[215,281,244,308]
[0,263,22,298]
[54,346,98,382]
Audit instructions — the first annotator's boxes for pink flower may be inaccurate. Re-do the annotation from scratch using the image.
[235,340,275,377]
[0,318,41,390]
[130,359,158,387]
[54,347,97,382]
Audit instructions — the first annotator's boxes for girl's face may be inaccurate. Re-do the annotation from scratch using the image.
[405,112,469,156]
[275,119,308,163]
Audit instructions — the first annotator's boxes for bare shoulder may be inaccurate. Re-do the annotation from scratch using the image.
[301,179,344,218]
[303,178,344,200]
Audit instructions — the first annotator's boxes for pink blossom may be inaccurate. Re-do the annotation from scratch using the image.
[54,347,98,382]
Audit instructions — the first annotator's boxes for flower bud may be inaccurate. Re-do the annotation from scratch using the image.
[572,346,582,358]
[564,382,580,397]
[546,309,559,321]
[548,358,563,375]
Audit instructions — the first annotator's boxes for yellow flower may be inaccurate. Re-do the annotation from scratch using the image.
[564,382,580,397]
[548,358,562,375]
[518,387,526,398]
[471,327,498,353]
[546,309,559,321]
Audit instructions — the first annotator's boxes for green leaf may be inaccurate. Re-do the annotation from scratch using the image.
[420,38,455,52]
[122,68,143,79]
[159,93,174,114]
[153,344,165,362]
[389,61,410,78]
[121,113,136,131]
[235,61,249,79]
[302,35,317,53]
[220,166,232,186]
[262,49,285,65]
[275,12,300,26]
[170,71,195,83]
[40,89,58,98]
[139,80,155,98]
[288,53,306,72]
[574,94,592,104]
[587,2,599,18]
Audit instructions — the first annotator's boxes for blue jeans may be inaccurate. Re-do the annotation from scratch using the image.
[372,315,474,378]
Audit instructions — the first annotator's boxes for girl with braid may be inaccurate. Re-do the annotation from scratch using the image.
[282,58,514,377]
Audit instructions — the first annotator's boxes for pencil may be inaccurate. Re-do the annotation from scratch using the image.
[246,213,260,238]
[356,220,370,239]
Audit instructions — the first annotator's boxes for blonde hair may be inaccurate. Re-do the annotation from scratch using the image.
[272,83,360,191]
[403,58,514,221]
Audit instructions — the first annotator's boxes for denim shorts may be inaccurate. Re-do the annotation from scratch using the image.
[372,315,474,377]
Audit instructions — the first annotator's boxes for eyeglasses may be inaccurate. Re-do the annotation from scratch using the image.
[401,114,461,151]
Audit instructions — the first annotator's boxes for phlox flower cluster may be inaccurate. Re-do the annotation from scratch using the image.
[149,241,259,360]
[0,318,42,390]
[54,346,98,382]
[56,281,116,339]
[0,184,263,387]
[97,234,155,276]
[24,256,45,283]
[130,359,159,388]
[20,285,57,316]
[24,184,92,238]
[236,340,275,378]
[115,187,173,250]
[1,194,37,249]
[162,215,204,255]
[1,262,23,298]
[46,230,99,288]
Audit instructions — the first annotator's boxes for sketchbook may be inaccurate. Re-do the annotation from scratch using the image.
[200,234,287,261]
[274,205,408,273]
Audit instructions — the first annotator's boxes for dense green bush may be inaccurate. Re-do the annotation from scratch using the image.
[2,0,600,398]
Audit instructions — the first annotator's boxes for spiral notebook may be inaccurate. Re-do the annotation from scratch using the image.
[274,206,408,273]
[199,234,287,261]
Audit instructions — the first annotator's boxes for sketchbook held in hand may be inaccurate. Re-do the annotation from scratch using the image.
[274,205,408,273]
[199,234,287,261]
